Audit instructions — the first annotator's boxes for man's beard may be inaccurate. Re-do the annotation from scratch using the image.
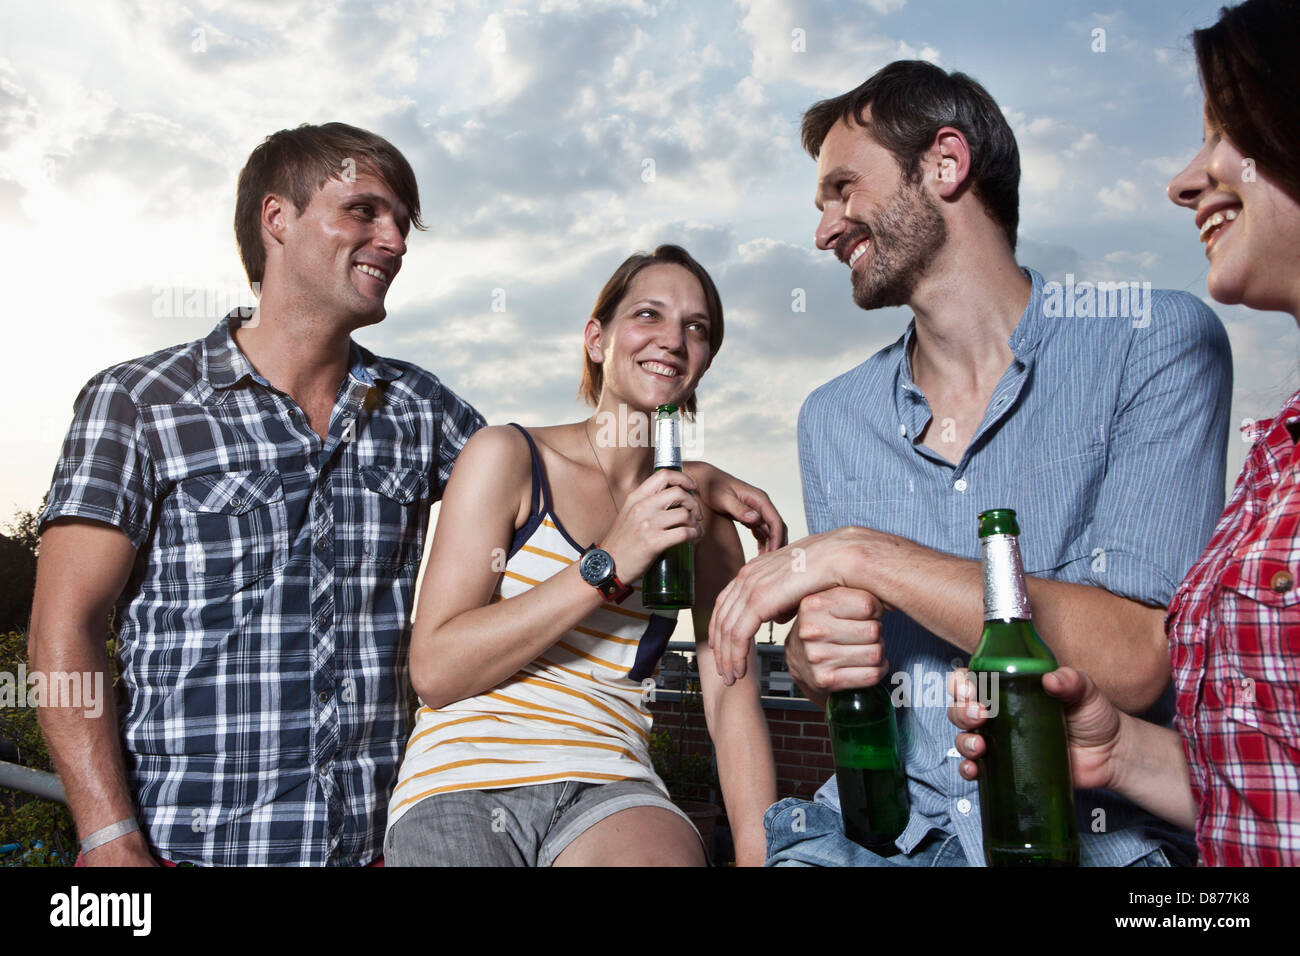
[850,180,947,311]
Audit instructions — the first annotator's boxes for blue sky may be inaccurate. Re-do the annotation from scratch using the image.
[1,0,1290,571]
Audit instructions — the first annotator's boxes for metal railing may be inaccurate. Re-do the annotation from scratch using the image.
[0,759,65,803]
[654,641,817,710]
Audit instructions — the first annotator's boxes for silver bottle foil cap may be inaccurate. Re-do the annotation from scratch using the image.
[653,415,682,469]
[981,533,1032,621]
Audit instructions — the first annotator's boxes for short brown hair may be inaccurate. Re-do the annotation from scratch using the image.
[1195,0,1300,206]
[234,122,425,287]
[578,245,724,417]
[801,60,1020,251]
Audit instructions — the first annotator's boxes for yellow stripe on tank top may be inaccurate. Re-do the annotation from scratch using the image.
[510,677,649,740]
[484,689,633,739]
[393,768,635,811]
[553,640,626,671]
[531,656,642,695]
[572,624,639,647]
[520,543,574,565]
[415,734,637,760]
[405,709,621,753]
[502,569,542,587]
[532,657,652,717]
[511,662,651,719]
[598,603,653,622]
[393,756,541,796]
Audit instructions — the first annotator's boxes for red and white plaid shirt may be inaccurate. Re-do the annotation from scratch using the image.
[1169,388,1300,866]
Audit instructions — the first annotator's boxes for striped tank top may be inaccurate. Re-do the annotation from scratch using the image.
[387,424,679,831]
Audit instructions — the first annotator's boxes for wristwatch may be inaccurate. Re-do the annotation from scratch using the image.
[579,544,634,603]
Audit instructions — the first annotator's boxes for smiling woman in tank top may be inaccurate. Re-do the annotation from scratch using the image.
[385,244,776,866]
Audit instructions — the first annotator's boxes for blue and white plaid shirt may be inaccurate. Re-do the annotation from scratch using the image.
[40,314,485,865]
[794,268,1232,866]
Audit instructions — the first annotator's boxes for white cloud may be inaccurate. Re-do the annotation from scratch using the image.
[1142,152,1192,177]
[1096,177,1147,213]
[1101,249,1160,272]
[737,0,934,93]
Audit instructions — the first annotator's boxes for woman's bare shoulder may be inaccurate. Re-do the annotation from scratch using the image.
[445,425,536,525]
[458,424,534,471]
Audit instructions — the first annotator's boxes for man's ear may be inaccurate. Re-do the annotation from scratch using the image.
[930,127,971,199]
[583,317,604,363]
[261,193,290,250]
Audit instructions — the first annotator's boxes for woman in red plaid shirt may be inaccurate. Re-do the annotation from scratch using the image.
[952,0,1300,866]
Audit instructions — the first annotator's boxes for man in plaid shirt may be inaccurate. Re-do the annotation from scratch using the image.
[1168,399,1300,865]
[28,123,781,866]
[29,123,476,866]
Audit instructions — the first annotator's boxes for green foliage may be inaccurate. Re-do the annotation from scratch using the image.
[1,629,77,865]
[0,630,53,769]
[0,501,41,634]
[649,728,716,804]
[0,799,74,866]
[0,594,119,866]
[5,497,42,555]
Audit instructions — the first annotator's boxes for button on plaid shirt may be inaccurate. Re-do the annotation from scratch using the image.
[39,314,485,865]
[1169,388,1300,866]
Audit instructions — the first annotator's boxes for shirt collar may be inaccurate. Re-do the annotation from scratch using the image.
[897,265,1044,390]
[201,311,403,390]
[1274,389,1300,445]
[1008,266,1049,358]
[1240,388,1300,450]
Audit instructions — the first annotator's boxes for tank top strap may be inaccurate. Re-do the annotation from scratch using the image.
[506,423,554,518]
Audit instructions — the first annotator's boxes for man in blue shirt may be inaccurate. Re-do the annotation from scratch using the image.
[709,61,1231,866]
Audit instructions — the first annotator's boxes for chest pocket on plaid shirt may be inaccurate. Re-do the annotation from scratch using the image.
[357,465,428,568]
[177,470,288,589]
[1217,550,1300,742]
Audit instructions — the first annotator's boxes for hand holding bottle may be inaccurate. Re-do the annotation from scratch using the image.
[600,469,704,584]
[948,665,1126,793]
[775,586,889,696]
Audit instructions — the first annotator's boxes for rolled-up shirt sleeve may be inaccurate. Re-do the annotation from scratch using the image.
[1072,291,1233,606]
[39,370,156,549]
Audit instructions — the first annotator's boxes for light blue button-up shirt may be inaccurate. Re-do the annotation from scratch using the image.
[798,267,1232,865]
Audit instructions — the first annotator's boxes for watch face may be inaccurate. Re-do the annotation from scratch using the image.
[581,548,613,584]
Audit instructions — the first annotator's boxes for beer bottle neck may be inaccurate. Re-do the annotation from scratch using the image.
[653,415,682,471]
[981,533,1032,622]
[973,532,1058,672]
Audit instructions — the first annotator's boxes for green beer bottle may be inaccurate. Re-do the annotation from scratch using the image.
[641,404,694,609]
[828,685,909,853]
[970,508,1079,866]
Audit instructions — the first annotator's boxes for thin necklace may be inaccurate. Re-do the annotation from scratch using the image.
[584,418,619,513]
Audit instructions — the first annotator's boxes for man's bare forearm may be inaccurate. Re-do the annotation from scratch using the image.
[840,528,1169,713]
[30,516,156,864]
[1110,714,1198,830]
[28,620,151,861]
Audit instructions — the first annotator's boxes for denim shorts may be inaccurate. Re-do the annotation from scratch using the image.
[384,779,700,867]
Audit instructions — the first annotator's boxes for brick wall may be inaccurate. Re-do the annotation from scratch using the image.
[763,703,835,800]
[647,696,832,802]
